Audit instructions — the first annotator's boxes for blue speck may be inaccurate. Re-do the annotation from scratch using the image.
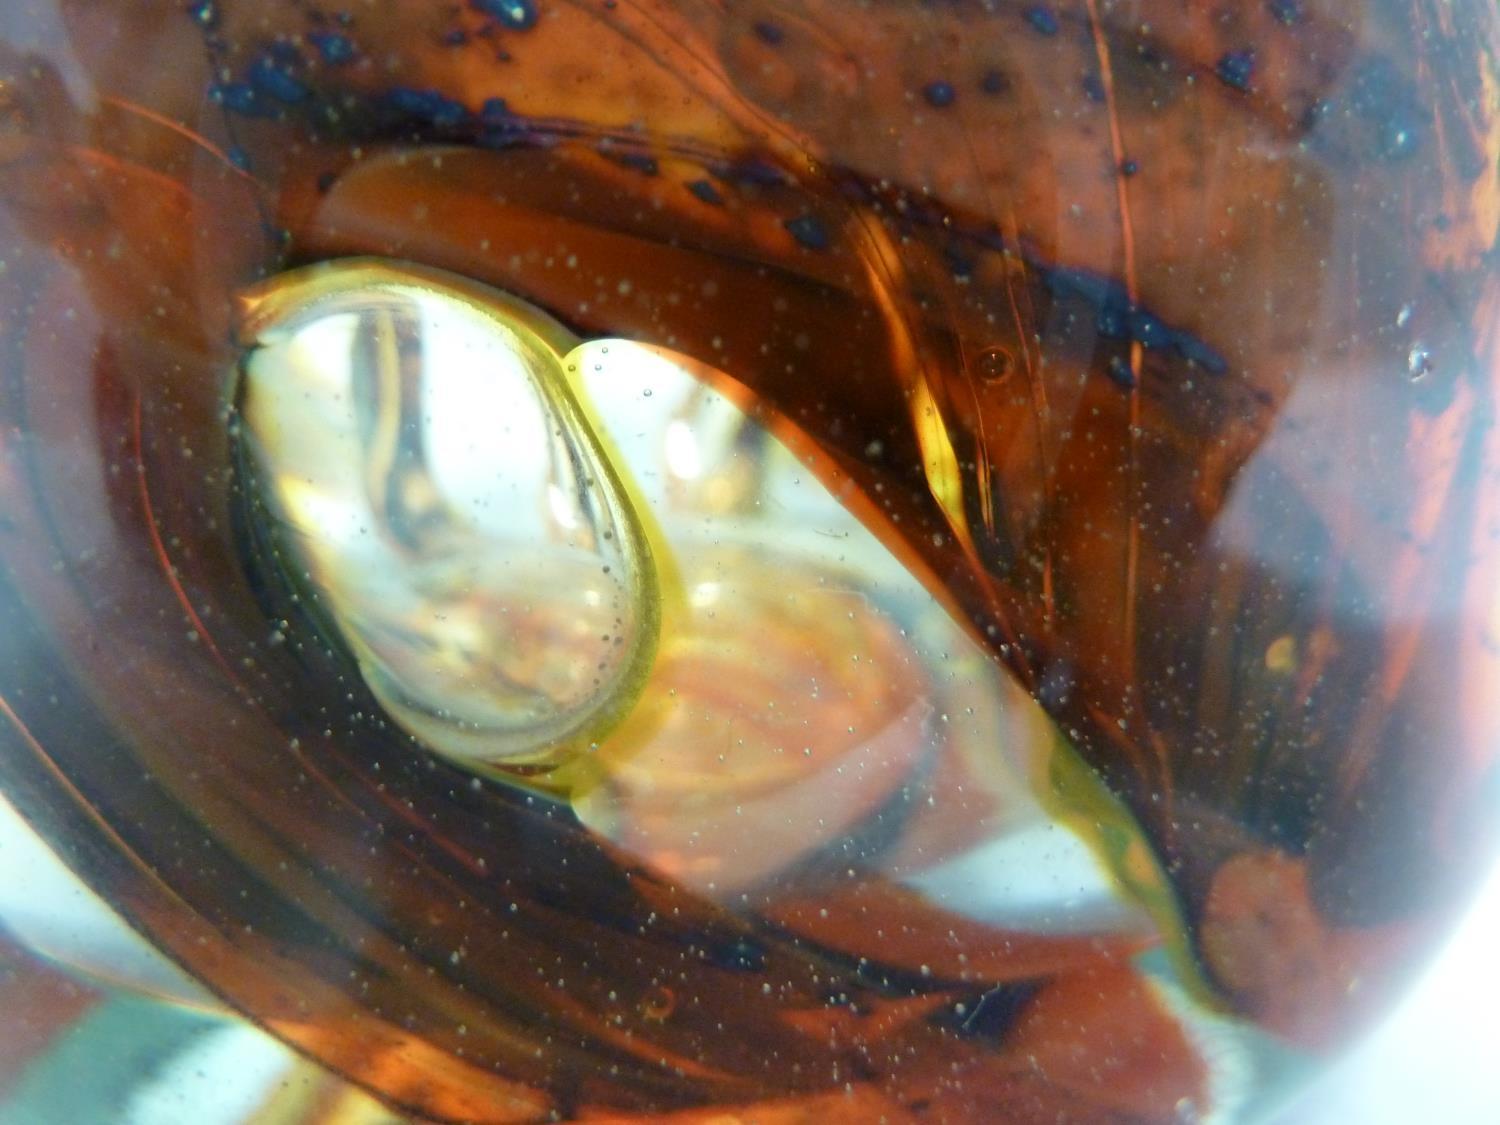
[1173,333,1228,375]
[248,56,308,105]
[688,179,724,205]
[980,68,1009,96]
[478,127,527,150]
[472,0,538,31]
[1045,265,1118,309]
[709,936,768,972]
[478,99,523,146]
[1120,158,1139,176]
[716,158,787,186]
[604,147,659,175]
[1126,308,1170,350]
[753,21,784,45]
[386,88,472,129]
[1045,263,1224,373]
[784,214,830,251]
[227,145,251,171]
[922,80,956,109]
[1269,0,1302,25]
[1024,6,1059,35]
[943,244,975,279]
[309,31,357,65]
[189,1,219,29]
[1095,303,1128,339]
[1215,49,1255,92]
[211,81,271,118]
[1081,73,1106,103]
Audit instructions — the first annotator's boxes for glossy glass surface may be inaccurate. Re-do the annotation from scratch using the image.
[0,1,1497,1121]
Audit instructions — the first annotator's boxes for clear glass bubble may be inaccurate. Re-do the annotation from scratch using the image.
[236,261,657,780]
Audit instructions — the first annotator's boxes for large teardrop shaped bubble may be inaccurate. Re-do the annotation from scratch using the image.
[234,260,659,781]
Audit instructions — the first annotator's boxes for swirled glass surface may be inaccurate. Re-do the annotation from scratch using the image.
[0,1,1498,1122]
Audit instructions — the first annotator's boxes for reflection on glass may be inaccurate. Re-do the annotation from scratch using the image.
[0,1,1497,1122]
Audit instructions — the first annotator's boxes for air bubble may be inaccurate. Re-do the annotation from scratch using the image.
[234,260,658,781]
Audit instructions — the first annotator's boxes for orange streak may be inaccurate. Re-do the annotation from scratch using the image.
[131,397,237,685]
[0,693,200,921]
[101,95,253,181]
[1084,0,1154,772]
[63,145,193,201]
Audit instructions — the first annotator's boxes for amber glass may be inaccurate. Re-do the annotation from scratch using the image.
[0,1,1498,1122]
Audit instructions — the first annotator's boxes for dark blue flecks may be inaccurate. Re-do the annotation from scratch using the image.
[1120,158,1140,176]
[1081,73,1106,103]
[227,144,251,172]
[943,244,975,280]
[1045,265,1227,374]
[1125,307,1170,350]
[703,936,768,973]
[476,98,526,146]
[1172,332,1230,375]
[247,55,309,105]
[1094,300,1127,339]
[952,981,1043,1038]
[480,97,511,126]
[784,214,831,251]
[601,145,659,175]
[980,68,1010,96]
[1024,6,1059,36]
[922,80,956,108]
[752,20,785,45]
[687,179,724,205]
[1348,56,1428,161]
[712,157,788,187]
[1268,0,1302,25]
[1215,49,1256,92]
[211,81,274,118]
[477,127,530,151]
[471,0,539,31]
[309,30,357,65]
[385,88,472,130]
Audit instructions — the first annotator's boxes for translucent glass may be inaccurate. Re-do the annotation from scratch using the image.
[0,1,1497,1122]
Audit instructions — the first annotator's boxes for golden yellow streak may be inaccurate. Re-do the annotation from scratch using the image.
[854,216,975,551]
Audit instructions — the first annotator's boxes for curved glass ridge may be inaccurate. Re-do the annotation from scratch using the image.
[0,1,1497,1122]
